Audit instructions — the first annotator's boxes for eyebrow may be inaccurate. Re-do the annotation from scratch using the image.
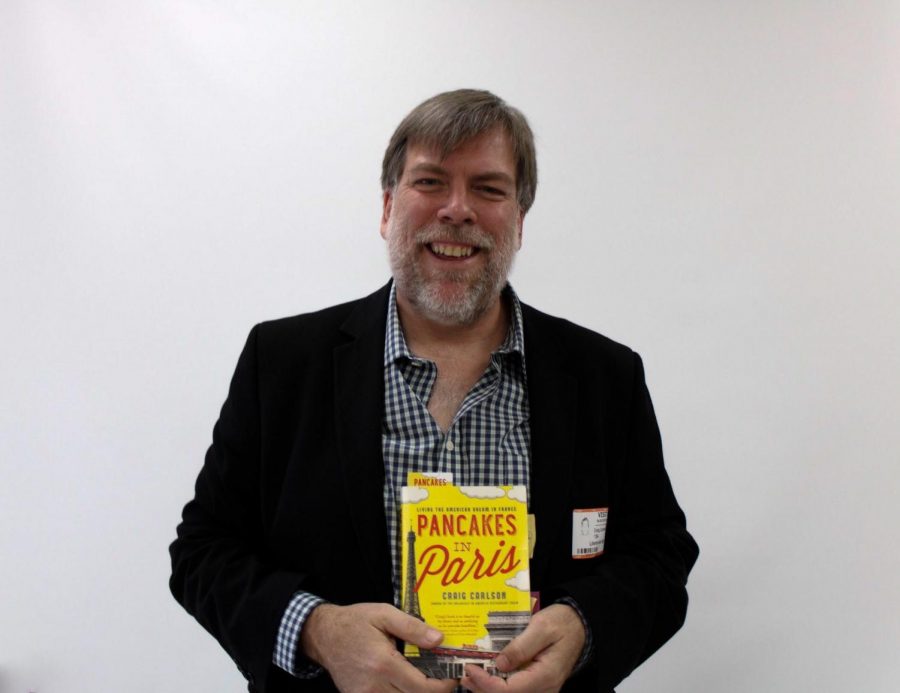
[407,163,515,186]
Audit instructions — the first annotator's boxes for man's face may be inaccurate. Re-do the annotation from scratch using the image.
[380,128,524,326]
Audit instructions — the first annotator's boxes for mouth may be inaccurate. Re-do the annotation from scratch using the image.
[426,242,479,259]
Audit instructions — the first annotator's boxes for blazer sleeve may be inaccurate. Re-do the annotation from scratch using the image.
[546,353,699,691]
[169,325,308,690]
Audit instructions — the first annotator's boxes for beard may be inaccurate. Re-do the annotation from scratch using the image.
[386,217,519,326]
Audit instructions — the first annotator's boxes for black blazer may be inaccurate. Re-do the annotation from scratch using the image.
[170,282,698,692]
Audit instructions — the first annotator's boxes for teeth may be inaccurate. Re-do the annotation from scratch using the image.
[431,243,474,258]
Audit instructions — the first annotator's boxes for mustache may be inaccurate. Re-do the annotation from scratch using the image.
[414,223,495,250]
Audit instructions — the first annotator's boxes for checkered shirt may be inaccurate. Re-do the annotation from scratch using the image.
[274,285,592,678]
[382,283,531,603]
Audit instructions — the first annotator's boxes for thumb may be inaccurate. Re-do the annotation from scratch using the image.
[494,624,548,672]
[495,638,529,673]
[380,609,444,649]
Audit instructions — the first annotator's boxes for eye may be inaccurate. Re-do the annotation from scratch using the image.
[475,184,508,199]
[413,177,442,188]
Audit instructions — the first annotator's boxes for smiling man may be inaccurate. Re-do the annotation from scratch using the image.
[383,126,522,329]
[170,89,698,693]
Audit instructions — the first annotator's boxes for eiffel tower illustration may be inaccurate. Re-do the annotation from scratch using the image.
[402,529,423,620]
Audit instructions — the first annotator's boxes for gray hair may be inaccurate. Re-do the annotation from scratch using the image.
[381,89,538,213]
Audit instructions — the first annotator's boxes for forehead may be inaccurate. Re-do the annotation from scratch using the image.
[403,128,516,177]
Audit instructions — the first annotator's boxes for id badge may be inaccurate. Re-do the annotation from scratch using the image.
[572,507,608,559]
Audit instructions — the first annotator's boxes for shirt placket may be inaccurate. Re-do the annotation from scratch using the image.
[443,356,502,486]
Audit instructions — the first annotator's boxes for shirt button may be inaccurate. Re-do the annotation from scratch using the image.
[446,440,455,452]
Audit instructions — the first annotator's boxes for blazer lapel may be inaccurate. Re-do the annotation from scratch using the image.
[522,305,578,587]
[332,283,393,599]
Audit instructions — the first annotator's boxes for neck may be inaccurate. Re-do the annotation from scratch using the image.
[396,291,509,360]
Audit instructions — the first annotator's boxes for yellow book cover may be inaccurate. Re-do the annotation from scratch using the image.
[400,473,531,678]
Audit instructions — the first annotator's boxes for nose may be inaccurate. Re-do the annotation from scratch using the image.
[438,185,476,226]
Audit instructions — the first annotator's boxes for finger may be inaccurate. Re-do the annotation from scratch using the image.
[465,664,561,693]
[496,604,580,672]
[428,677,461,693]
[377,607,444,649]
[405,669,459,693]
[495,626,553,672]
[388,658,459,693]
[391,674,457,693]
[461,663,507,692]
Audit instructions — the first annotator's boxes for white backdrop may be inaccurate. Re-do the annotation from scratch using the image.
[1,2,898,691]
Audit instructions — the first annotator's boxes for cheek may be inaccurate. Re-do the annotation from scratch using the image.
[394,193,434,219]
[487,216,522,247]
[483,206,520,232]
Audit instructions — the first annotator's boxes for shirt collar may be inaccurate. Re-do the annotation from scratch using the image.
[384,283,526,366]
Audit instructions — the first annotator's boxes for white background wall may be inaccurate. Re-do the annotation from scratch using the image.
[1,2,898,691]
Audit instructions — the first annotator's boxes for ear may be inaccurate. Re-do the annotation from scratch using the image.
[515,208,525,249]
[379,190,393,240]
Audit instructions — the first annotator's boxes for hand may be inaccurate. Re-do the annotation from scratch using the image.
[300,602,459,693]
[460,604,586,693]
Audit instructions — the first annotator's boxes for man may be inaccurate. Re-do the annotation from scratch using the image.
[170,89,698,693]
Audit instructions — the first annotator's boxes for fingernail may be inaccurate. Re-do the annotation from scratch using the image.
[425,628,442,645]
[495,654,510,671]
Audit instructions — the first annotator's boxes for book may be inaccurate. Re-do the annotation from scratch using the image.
[400,473,532,678]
